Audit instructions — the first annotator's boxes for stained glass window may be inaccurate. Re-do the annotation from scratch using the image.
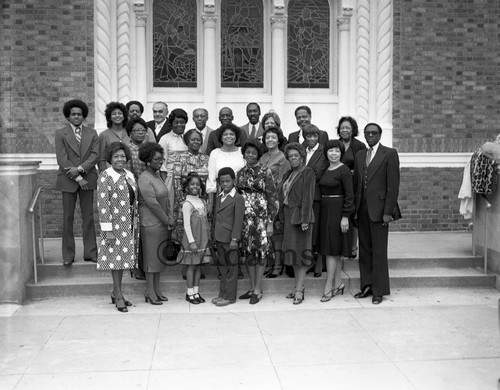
[287,0,330,88]
[153,0,197,88]
[221,0,264,88]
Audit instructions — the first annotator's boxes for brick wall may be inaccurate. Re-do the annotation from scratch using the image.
[393,168,470,232]
[393,0,500,153]
[0,0,95,153]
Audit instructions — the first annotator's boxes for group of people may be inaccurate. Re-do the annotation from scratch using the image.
[55,98,400,312]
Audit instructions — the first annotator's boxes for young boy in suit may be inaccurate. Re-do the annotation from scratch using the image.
[212,167,245,307]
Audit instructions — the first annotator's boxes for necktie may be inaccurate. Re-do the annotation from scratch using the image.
[250,125,256,138]
[75,127,81,145]
[366,147,373,166]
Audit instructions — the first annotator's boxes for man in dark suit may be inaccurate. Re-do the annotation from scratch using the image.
[288,105,329,146]
[240,102,264,140]
[353,123,400,304]
[190,108,214,154]
[55,99,99,265]
[146,101,170,142]
[205,107,248,155]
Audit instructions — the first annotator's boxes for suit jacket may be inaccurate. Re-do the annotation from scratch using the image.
[55,124,99,192]
[206,126,249,156]
[353,144,400,222]
[288,129,329,146]
[240,123,264,140]
[214,191,245,243]
[147,120,171,142]
[278,165,316,225]
[306,145,329,201]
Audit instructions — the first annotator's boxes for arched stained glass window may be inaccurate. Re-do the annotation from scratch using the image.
[221,0,263,88]
[287,0,330,88]
[153,0,197,88]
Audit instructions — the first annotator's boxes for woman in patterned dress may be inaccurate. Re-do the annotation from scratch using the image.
[97,142,138,313]
[236,139,279,304]
[259,126,290,278]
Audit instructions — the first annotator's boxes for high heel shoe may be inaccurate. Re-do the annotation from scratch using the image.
[155,293,168,302]
[115,298,128,313]
[320,289,334,302]
[293,289,305,305]
[144,292,163,305]
[266,265,284,279]
[110,292,132,307]
[332,282,345,296]
[285,290,295,299]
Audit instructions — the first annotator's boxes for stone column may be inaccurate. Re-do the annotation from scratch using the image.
[337,7,353,116]
[270,11,287,119]
[0,160,40,303]
[202,12,218,123]
[134,1,148,107]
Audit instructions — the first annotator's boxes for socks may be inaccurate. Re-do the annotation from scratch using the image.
[193,286,199,294]
[187,287,194,296]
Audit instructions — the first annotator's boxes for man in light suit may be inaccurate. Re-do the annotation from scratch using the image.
[240,102,264,140]
[353,123,400,304]
[55,99,99,265]
[190,108,213,154]
[288,105,329,146]
[146,101,170,142]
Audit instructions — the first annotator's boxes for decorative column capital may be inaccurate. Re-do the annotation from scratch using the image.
[337,6,353,31]
[270,15,287,29]
[133,2,147,26]
[202,14,218,28]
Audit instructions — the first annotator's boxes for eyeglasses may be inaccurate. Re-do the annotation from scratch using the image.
[132,129,147,133]
[364,131,380,136]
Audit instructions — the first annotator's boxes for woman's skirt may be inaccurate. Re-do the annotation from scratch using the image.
[282,205,314,268]
[141,223,169,272]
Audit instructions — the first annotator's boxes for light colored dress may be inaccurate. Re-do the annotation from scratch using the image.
[206,147,246,193]
[97,167,138,270]
[177,195,210,265]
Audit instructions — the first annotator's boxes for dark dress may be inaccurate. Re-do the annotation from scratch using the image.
[319,165,354,257]
[340,137,366,172]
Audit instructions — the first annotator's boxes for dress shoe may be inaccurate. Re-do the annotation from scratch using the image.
[239,290,253,300]
[144,293,163,305]
[293,289,305,305]
[372,296,383,304]
[130,270,146,280]
[185,293,200,304]
[313,272,322,278]
[110,292,132,306]
[84,258,97,263]
[115,298,128,313]
[63,259,74,266]
[212,296,223,304]
[354,286,372,299]
[155,293,168,302]
[249,292,262,305]
[216,299,235,307]
[194,293,205,303]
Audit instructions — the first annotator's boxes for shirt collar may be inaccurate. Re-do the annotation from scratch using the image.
[370,142,380,155]
[70,123,81,132]
[106,167,135,183]
[155,119,166,129]
[219,187,236,198]
[307,143,319,153]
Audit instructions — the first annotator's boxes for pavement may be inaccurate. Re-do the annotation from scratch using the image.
[1,232,500,390]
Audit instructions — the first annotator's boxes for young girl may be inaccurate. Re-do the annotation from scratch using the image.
[177,172,210,304]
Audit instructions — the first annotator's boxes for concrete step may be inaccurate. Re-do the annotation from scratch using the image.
[27,266,496,300]
[36,256,485,279]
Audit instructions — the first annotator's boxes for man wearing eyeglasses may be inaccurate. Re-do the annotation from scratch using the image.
[353,123,400,305]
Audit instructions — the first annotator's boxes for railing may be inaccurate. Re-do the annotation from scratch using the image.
[27,187,45,284]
